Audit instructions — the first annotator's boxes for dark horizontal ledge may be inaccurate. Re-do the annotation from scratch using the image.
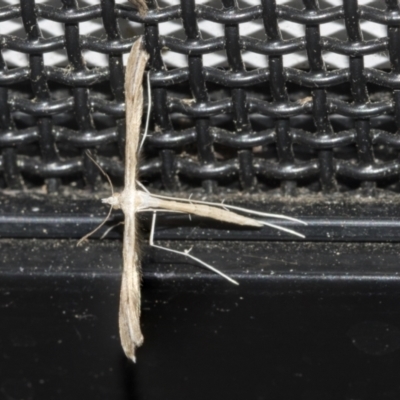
[2,196,400,242]
[3,213,400,242]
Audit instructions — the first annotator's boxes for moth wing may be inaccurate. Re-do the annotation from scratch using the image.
[124,37,149,192]
[119,36,148,361]
[119,210,143,361]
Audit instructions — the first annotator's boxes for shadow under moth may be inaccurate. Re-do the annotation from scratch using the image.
[87,38,305,362]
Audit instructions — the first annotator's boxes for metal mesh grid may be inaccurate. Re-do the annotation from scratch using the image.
[1,0,400,196]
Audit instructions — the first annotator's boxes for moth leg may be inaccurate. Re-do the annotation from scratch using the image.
[136,180,150,193]
[77,205,113,246]
[138,72,152,152]
[148,212,239,285]
[100,221,124,240]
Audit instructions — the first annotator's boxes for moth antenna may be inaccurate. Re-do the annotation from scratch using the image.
[149,212,239,285]
[77,151,117,245]
[85,150,114,196]
[77,205,114,246]
[138,71,152,152]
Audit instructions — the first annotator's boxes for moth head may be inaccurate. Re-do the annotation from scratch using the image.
[102,193,122,209]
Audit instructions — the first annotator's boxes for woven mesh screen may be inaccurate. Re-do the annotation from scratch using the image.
[1,0,400,196]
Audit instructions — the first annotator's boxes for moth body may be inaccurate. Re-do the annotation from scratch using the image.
[102,193,122,209]
[102,189,159,212]
[102,190,263,227]
[97,37,305,362]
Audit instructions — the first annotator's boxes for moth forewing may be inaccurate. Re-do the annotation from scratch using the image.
[118,38,148,361]
[124,38,149,193]
[119,210,143,362]
[129,0,148,17]
[154,197,263,227]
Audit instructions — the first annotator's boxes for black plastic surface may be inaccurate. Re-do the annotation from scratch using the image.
[2,238,400,400]
[3,193,400,242]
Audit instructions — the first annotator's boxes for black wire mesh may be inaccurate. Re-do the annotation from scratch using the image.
[1,0,400,196]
